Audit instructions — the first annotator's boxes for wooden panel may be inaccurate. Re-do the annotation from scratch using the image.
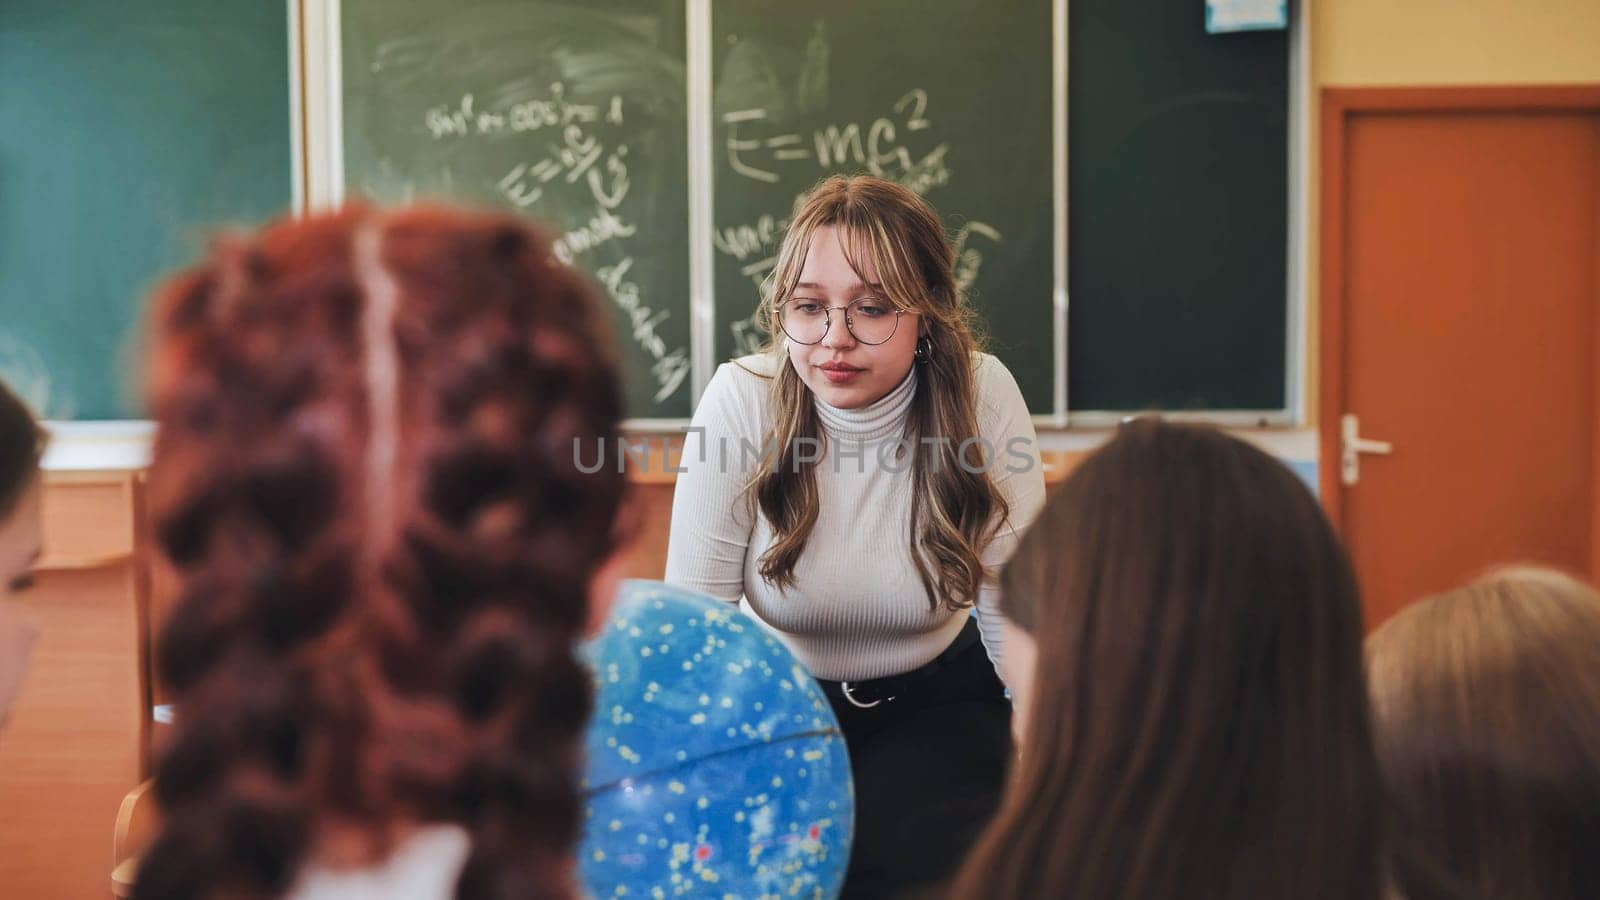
[624,483,675,581]
[146,550,180,713]
[0,471,147,900]
[0,566,145,899]
[36,472,135,570]
[1041,450,1081,486]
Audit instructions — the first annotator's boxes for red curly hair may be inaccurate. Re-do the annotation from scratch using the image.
[134,205,629,899]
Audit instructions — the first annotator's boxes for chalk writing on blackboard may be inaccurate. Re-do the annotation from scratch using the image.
[597,258,690,403]
[722,88,945,186]
[952,222,1002,293]
[423,85,624,140]
[418,82,688,403]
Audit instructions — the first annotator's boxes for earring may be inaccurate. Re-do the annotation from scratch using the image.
[914,336,932,365]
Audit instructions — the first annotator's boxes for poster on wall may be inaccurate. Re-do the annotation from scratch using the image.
[1205,0,1288,33]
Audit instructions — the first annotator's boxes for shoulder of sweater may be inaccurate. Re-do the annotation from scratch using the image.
[694,353,778,434]
[969,351,1011,386]
[968,352,1027,423]
[710,352,781,397]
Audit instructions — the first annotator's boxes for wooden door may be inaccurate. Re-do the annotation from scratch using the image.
[1321,87,1600,628]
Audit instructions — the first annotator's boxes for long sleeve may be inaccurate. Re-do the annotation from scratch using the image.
[663,363,761,604]
[969,357,1048,678]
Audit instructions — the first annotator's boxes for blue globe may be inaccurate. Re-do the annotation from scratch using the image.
[580,580,853,899]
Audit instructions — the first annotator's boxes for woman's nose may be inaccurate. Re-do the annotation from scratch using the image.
[821,309,856,349]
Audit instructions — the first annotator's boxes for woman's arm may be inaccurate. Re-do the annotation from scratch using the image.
[970,356,1048,677]
[663,363,762,603]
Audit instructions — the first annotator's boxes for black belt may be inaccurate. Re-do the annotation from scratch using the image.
[817,617,982,709]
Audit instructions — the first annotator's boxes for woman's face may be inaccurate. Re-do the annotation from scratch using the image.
[0,477,41,603]
[0,476,43,725]
[1001,619,1037,745]
[783,225,922,410]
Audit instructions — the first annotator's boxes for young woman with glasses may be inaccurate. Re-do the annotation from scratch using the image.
[665,174,1046,898]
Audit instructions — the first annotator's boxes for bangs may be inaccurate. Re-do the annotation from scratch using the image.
[768,201,929,312]
[834,211,929,312]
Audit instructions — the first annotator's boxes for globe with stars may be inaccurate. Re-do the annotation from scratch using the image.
[580,580,854,898]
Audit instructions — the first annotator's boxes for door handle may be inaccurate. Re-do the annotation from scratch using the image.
[1341,413,1393,487]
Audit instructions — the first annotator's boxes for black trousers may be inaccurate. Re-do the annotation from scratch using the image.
[820,618,1013,899]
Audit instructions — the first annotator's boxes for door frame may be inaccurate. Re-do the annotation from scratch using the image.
[1318,85,1600,539]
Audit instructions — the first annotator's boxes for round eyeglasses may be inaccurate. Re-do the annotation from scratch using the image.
[776,298,908,346]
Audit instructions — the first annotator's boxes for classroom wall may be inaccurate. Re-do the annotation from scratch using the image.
[1316,0,1600,86]
[1306,0,1600,422]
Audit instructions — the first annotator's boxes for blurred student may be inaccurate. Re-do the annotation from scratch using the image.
[1367,566,1600,900]
[132,205,632,899]
[949,420,1388,900]
[0,378,46,731]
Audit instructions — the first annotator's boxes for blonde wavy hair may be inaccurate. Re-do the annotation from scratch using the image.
[742,175,1005,612]
[1366,565,1600,900]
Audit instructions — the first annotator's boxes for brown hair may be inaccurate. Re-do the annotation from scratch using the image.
[1366,565,1600,900]
[749,174,1004,611]
[0,378,46,518]
[134,205,629,899]
[949,420,1384,900]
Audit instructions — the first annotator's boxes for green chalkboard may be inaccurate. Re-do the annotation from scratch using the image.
[1068,0,1289,412]
[0,1,293,419]
[710,0,1056,414]
[341,0,692,420]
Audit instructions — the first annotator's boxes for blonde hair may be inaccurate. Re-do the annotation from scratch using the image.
[1366,565,1600,900]
[744,175,1004,611]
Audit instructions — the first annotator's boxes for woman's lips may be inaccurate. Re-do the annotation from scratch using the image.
[818,363,862,384]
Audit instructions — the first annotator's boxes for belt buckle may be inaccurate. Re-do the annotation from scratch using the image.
[839,680,894,709]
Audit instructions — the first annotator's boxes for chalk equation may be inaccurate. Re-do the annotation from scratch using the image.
[495,124,630,217]
[416,82,688,406]
[722,89,947,188]
[424,84,624,141]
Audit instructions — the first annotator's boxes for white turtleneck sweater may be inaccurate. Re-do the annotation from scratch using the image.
[664,352,1046,682]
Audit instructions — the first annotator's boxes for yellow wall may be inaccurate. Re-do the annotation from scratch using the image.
[1305,0,1600,423]
[1316,0,1600,86]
